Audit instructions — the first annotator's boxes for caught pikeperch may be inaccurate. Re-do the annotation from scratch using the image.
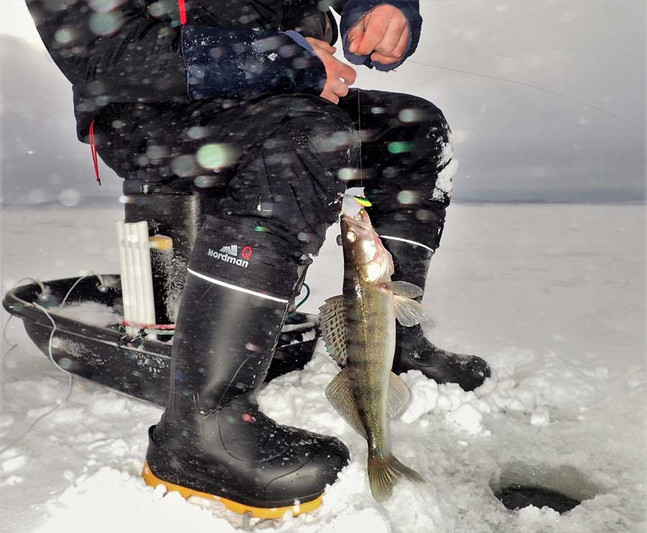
[320,208,426,502]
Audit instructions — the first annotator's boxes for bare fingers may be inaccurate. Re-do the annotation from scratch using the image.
[375,18,409,58]
[371,25,410,65]
[306,37,336,55]
[353,15,389,57]
[339,63,357,86]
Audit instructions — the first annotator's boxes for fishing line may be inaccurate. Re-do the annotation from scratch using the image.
[0,305,77,457]
[0,273,104,456]
[356,82,364,189]
[1,316,19,364]
[408,59,644,132]
[1,277,50,371]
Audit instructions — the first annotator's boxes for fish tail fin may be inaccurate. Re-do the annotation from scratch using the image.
[367,454,425,502]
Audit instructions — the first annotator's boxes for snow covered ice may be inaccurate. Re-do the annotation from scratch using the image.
[1,203,645,532]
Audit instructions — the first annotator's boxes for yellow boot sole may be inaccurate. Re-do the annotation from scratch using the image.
[142,462,324,519]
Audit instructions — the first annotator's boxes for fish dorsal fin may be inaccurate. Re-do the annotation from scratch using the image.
[392,295,426,327]
[325,367,367,438]
[387,372,412,418]
[383,281,423,299]
[319,295,347,366]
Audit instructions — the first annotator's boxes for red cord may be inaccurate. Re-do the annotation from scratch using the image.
[89,120,101,186]
[178,0,187,24]
[90,0,186,185]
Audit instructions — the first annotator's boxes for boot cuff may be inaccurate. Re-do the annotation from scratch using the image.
[188,216,300,302]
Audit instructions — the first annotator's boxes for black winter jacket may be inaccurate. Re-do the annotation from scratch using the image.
[26,1,422,140]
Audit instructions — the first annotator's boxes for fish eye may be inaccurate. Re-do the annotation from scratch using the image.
[345,230,357,243]
[336,234,343,246]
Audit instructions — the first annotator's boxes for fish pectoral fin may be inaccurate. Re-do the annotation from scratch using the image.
[383,281,423,299]
[325,368,367,439]
[319,295,347,366]
[387,372,411,418]
[393,295,426,327]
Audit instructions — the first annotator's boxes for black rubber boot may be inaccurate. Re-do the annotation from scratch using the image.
[382,237,491,392]
[124,185,320,383]
[144,217,349,518]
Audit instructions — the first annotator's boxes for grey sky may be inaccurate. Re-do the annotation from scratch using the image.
[1,0,644,204]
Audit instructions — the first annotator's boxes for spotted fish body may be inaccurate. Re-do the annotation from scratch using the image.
[322,209,425,502]
[344,217,396,464]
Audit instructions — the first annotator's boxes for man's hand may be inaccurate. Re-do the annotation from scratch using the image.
[347,4,410,65]
[306,37,357,104]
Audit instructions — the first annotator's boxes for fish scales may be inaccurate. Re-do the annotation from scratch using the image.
[321,207,426,502]
[344,276,394,455]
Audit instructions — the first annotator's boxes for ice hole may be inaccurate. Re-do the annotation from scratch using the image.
[490,461,603,514]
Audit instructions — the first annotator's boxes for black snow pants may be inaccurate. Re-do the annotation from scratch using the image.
[94,90,454,292]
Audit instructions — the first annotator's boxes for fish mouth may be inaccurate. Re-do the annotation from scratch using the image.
[340,208,395,281]
[341,209,371,230]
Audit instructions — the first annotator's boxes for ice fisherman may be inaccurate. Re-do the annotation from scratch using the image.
[27,0,490,517]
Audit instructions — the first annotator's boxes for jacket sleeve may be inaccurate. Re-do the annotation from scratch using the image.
[26,0,326,103]
[340,0,422,71]
[26,0,189,104]
[181,27,326,100]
